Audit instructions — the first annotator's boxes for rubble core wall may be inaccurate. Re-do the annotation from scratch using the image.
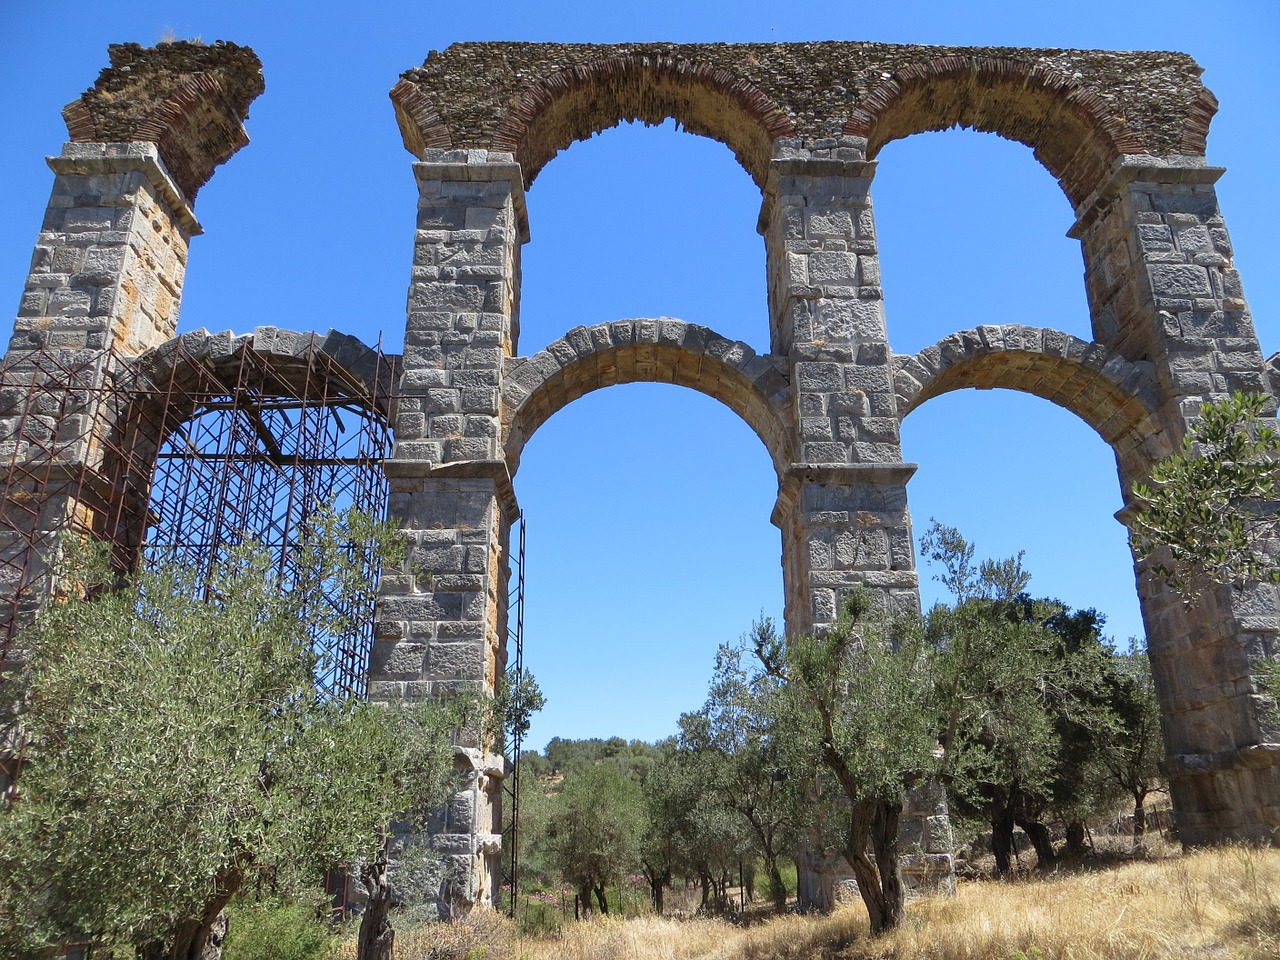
[394,40,1212,205]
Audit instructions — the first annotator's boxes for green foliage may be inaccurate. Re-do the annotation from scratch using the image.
[543,762,646,913]
[222,901,337,960]
[0,507,458,958]
[636,738,694,908]
[513,737,667,903]
[676,635,803,911]
[492,667,545,753]
[1130,390,1280,718]
[648,735,752,913]
[922,521,1152,868]
[542,735,662,782]
[1131,390,1280,599]
[1093,641,1167,841]
[755,588,941,933]
[774,605,940,804]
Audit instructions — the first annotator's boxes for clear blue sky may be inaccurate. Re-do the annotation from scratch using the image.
[2,2,1277,753]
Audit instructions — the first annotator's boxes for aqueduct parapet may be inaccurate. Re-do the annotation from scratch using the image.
[2,39,1277,917]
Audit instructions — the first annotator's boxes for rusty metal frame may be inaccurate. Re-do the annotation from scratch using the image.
[0,333,394,792]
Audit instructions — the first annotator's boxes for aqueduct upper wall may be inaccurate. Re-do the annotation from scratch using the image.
[393,41,1214,206]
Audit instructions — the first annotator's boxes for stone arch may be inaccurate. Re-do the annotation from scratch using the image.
[105,326,395,576]
[485,55,795,189]
[62,41,264,201]
[893,325,1166,469]
[501,319,792,475]
[844,56,1148,208]
[132,325,395,413]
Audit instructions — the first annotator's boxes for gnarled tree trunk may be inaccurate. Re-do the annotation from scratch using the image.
[767,860,787,914]
[141,872,240,960]
[1064,821,1087,857]
[991,799,1016,876]
[359,851,396,960]
[1132,790,1150,851]
[870,797,904,930]
[843,795,906,935]
[1016,817,1056,868]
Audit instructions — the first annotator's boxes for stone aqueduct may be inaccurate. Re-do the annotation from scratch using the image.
[3,40,1279,910]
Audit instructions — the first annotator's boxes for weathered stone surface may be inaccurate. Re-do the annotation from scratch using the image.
[3,37,1278,921]
[63,41,263,201]
[395,42,1213,206]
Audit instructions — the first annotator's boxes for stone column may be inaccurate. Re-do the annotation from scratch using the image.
[1072,156,1280,843]
[760,139,920,632]
[0,142,204,640]
[0,37,262,634]
[0,143,205,626]
[0,42,262,798]
[374,150,527,915]
[10,141,198,360]
[760,138,953,901]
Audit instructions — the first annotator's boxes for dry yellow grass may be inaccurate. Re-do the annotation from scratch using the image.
[347,846,1280,960]
[852,845,1280,960]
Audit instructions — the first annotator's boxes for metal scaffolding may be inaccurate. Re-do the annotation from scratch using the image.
[0,331,395,788]
[138,335,394,697]
[502,511,526,916]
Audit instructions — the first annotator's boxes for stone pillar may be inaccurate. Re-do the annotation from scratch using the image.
[0,143,203,625]
[374,150,527,915]
[761,138,953,901]
[0,43,262,646]
[760,139,920,632]
[0,43,261,799]
[1072,157,1280,843]
[10,142,199,360]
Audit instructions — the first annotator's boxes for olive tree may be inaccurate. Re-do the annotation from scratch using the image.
[1131,390,1280,599]
[1130,390,1280,699]
[922,522,1129,873]
[680,638,803,913]
[753,591,940,935]
[1094,643,1165,849]
[543,762,645,915]
[0,508,459,960]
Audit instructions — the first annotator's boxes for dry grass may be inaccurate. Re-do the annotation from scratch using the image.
[335,911,517,960]
[346,846,1280,960]
[852,845,1280,960]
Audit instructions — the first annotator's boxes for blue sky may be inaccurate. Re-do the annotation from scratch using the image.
[1,2,1277,752]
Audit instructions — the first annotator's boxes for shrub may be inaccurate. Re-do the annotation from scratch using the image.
[223,901,338,960]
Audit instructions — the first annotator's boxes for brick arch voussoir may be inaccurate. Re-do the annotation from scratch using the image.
[389,78,453,156]
[844,56,1146,209]
[135,76,249,201]
[488,55,795,189]
[64,74,250,202]
[894,325,1161,456]
[1178,87,1219,158]
[501,320,793,475]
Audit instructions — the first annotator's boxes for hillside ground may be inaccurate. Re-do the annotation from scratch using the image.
[352,843,1280,960]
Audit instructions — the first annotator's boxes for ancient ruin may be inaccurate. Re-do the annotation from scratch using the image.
[2,39,1277,914]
